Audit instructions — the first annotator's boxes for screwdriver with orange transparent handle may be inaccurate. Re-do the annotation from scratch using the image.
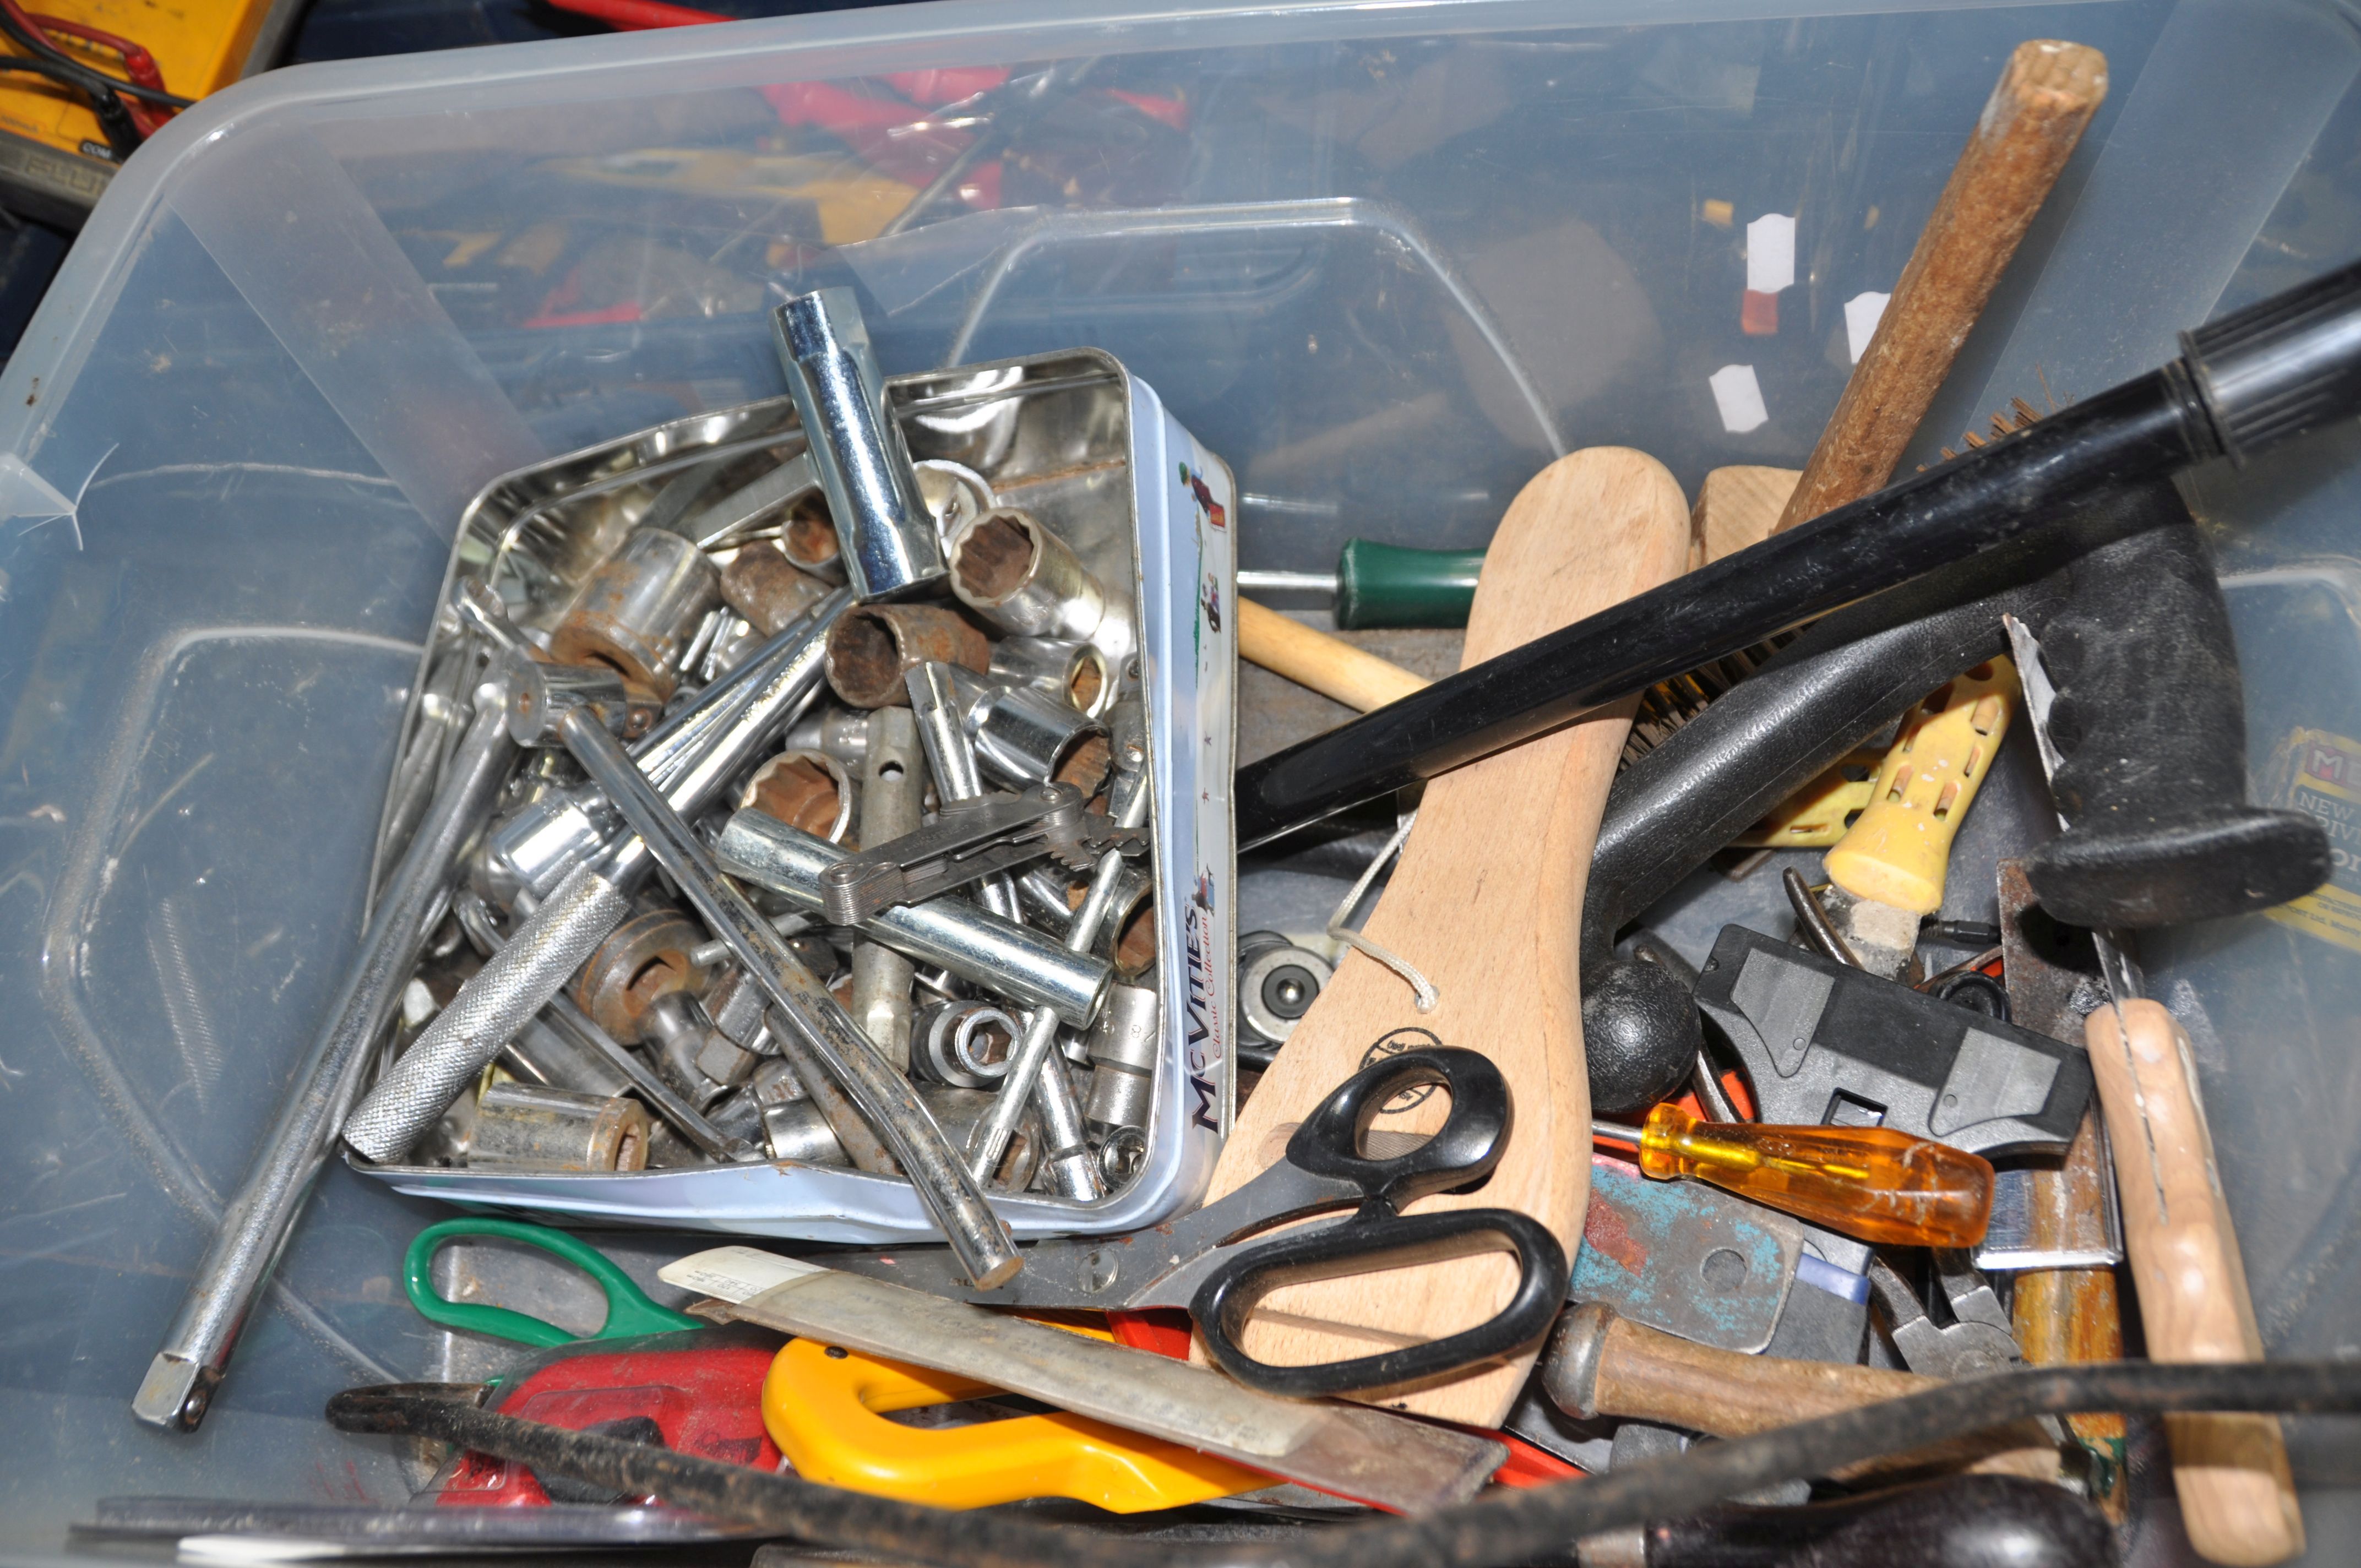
[1593,1103,1995,1248]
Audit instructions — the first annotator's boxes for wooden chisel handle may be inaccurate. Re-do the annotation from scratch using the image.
[1545,1304,2058,1484]
[1772,40,2107,534]
[2086,999,2303,1565]
[1238,597,1428,711]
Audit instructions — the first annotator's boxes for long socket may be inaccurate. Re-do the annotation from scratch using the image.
[346,598,845,1160]
[553,705,1021,1289]
[907,661,1024,922]
[967,769,1150,1195]
[774,289,944,602]
[135,680,519,1432]
[713,814,1109,1027]
[850,707,924,1066]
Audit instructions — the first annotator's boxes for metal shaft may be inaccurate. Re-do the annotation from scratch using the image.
[907,661,1024,922]
[713,813,1109,1027]
[554,706,1022,1289]
[342,860,630,1164]
[602,590,846,885]
[774,288,944,601]
[478,590,846,906]
[135,680,519,1431]
[850,707,924,1066]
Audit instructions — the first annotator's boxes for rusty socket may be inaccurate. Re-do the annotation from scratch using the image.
[824,603,991,709]
[549,527,721,706]
[740,749,857,843]
[574,905,708,1042]
[721,542,834,637]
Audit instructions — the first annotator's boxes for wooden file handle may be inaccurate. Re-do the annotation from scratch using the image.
[1773,40,2107,534]
[1237,596,1429,711]
[2086,999,2303,1565]
[1590,1311,2058,1484]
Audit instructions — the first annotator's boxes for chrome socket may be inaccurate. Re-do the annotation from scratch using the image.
[948,506,1135,665]
[990,636,1112,718]
[774,288,945,602]
[740,749,857,844]
[942,663,1107,792]
[715,809,1111,1028]
[549,527,721,710]
[1082,983,1161,1139]
[469,1081,651,1173]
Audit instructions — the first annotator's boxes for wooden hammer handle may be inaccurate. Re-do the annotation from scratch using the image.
[1591,1313,2057,1483]
[2086,999,2303,1565]
[1237,597,1429,711]
[1772,40,2107,534]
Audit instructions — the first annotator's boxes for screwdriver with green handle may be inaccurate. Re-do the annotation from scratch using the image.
[1239,540,1485,629]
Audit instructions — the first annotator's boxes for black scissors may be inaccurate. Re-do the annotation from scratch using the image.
[814,1047,1566,1398]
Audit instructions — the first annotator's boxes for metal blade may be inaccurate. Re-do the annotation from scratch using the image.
[816,1158,1366,1311]
[1999,614,2145,1007]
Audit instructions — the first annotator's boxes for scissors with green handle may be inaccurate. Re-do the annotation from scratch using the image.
[404,1217,703,1348]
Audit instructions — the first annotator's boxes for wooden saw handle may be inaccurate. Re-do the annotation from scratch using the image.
[1204,448,1689,1425]
[1773,40,2107,533]
[2086,999,2303,1565]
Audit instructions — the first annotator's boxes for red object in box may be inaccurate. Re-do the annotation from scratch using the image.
[433,1332,781,1507]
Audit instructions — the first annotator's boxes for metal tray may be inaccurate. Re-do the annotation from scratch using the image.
[355,349,1238,1240]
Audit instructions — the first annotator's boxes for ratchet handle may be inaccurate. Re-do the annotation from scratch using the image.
[1192,1206,1566,1397]
[402,1217,701,1348]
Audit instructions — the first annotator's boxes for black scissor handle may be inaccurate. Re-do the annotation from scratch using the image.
[1192,1206,1568,1398]
[1283,1046,1511,1212]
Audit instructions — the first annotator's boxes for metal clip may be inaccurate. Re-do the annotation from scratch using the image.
[818,782,1142,925]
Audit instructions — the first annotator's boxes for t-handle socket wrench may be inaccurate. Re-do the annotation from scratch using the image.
[136,672,519,1431]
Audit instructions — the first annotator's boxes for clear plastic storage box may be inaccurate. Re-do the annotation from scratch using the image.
[5,0,2361,1558]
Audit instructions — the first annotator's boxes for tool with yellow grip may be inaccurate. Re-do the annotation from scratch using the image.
[1816,660,2015,978]
[1736,749,1880,848]
[759,1332,1268,1512]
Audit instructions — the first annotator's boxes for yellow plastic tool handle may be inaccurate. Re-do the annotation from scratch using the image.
[1736,748,1881,848]
[759,1335,1266,1513]
[1632,1103,1995,1249]
[1824,659,2016,913]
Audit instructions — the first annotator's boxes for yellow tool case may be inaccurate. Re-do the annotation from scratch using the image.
[0,0,298,226]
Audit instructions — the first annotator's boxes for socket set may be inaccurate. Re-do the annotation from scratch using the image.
[347,324,1237,1243]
